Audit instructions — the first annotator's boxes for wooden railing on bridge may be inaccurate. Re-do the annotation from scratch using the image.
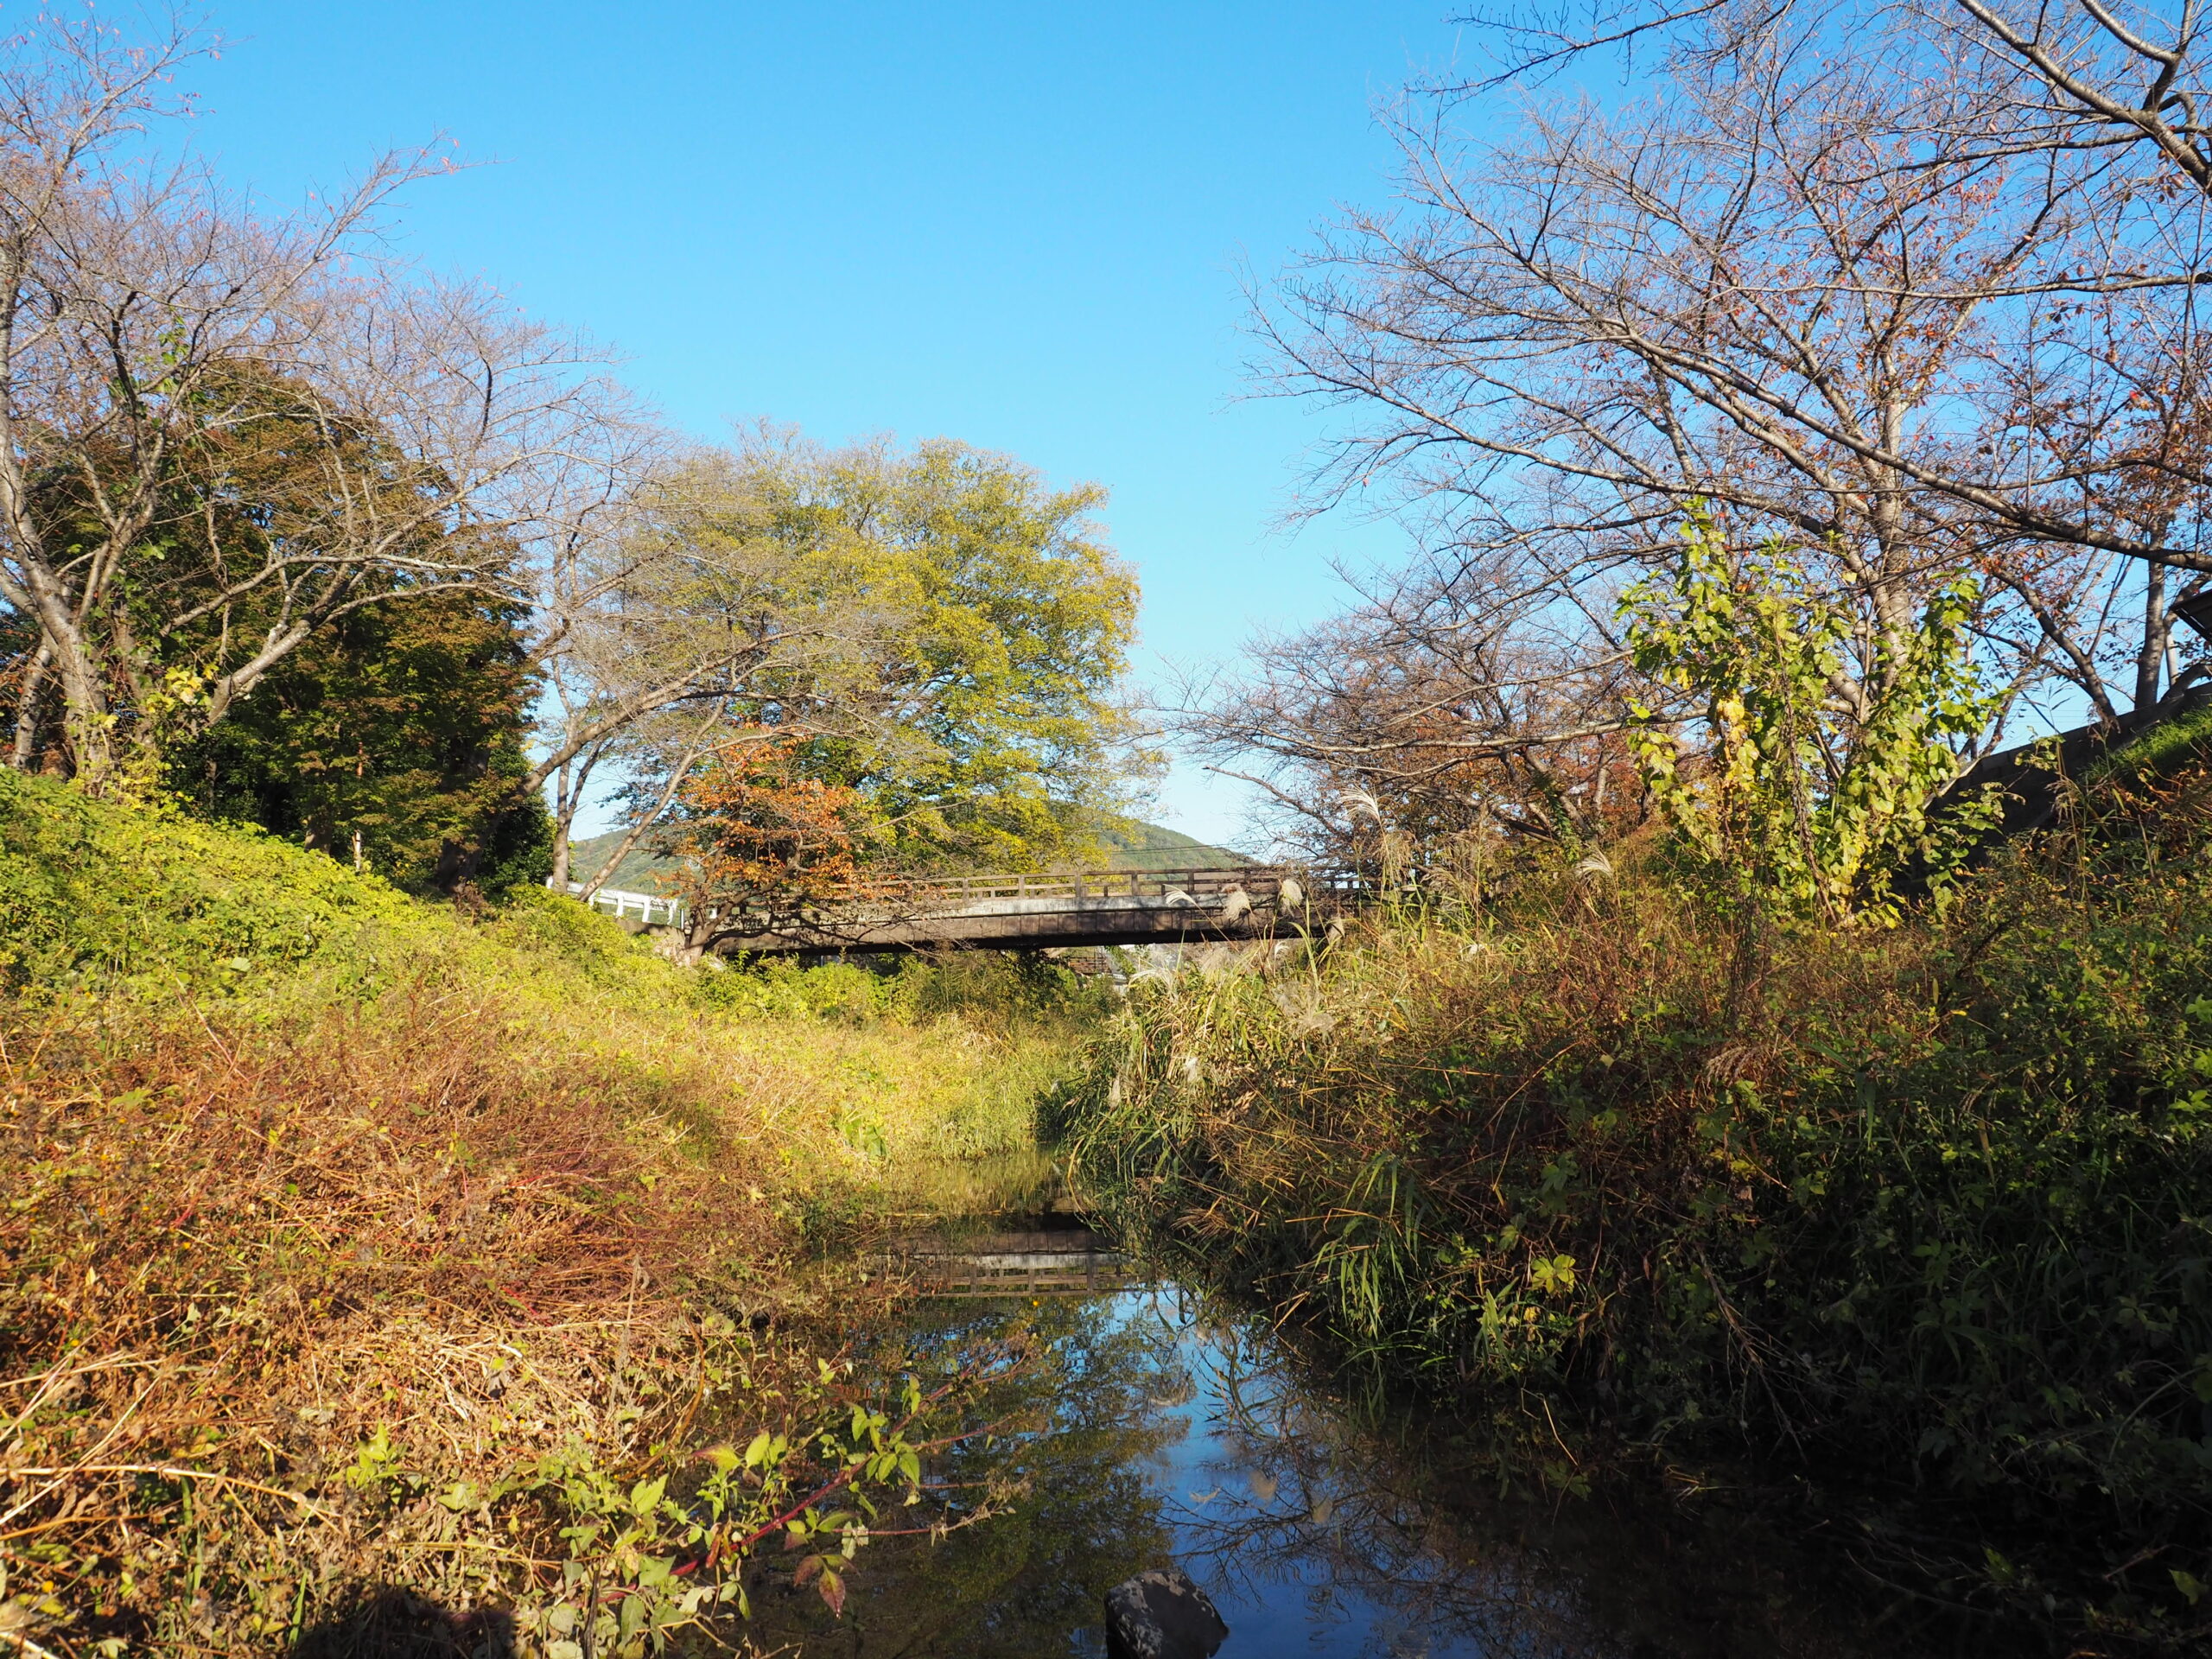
[861,864,1359,905]
[564,862,1364,954]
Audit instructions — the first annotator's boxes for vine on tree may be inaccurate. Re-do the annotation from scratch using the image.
[1620,512,2001,927]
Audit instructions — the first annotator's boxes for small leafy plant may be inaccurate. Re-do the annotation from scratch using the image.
[1620,509,2000,927]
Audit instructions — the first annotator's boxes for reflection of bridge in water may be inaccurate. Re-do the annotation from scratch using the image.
[578,865,1359,955]
[887,1230,1135,1297]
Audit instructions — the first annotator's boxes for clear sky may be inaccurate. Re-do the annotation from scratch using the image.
[179,1,1473,850]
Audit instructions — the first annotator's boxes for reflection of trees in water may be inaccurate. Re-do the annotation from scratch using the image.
[718,1287,1885,1659]
[726,1296,1184,1659]
[741,1286,1610,1659]
[1152,1294,1608,1659]
[1158,1293,1889,1659]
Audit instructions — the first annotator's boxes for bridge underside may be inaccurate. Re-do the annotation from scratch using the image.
[714,893,1314,955]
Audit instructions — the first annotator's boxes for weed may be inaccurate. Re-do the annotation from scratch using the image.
[1065,766,2212,1649]
[0,772,1093,1654]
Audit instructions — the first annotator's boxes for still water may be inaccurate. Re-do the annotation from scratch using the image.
[1071,1286,1601,1659]
[737,1281,1902,1659]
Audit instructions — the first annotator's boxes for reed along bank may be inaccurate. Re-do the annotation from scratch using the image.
[1064,752,2212,1654]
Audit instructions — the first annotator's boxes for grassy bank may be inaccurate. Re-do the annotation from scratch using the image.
[0,772,1093,1656]
[1063,760,2212,1650]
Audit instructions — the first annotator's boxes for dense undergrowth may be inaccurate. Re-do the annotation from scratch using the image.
[0,771,1097,1656]
[1065,757,2212,1652]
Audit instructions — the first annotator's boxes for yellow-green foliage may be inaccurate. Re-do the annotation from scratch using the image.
[1620,512,1999,925]
[0,772,1093,1654]
[0,767,420,995]
[0,768,1080,1187]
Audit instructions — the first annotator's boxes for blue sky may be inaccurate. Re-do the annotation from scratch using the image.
[181,2,1474,849]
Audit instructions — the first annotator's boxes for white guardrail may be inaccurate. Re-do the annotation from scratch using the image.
[556,881,683,925]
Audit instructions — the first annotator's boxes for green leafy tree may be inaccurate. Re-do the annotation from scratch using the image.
[167,588,550,897]
[853,437,1146,870]
[641,432,1148,879]
[4,359,556,897]
[1621,512,1999,926]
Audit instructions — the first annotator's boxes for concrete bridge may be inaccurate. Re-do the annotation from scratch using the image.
[572,864,1355,955]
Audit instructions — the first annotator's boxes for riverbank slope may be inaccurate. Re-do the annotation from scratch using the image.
[0,771,1087,1655]
[1065,747,2212,1652]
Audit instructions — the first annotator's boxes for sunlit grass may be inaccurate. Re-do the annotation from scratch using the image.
[0,770,1101,1651]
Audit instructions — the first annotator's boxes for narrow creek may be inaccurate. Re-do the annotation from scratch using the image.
[731,1224,1935,1659]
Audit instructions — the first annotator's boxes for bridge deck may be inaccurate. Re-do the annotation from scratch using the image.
[717,865,1349,953]
[574,865,1355,954]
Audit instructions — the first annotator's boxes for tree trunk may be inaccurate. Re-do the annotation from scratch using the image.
[545,755,575,889]
[546,748,600,893]
[2136,562,2171,719]
[547,811,574,892]
[52,642,116,785]
[10,639,50,768]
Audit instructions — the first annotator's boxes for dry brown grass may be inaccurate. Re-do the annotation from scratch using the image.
[0,771,1096,1655]
[0,969,975,1656]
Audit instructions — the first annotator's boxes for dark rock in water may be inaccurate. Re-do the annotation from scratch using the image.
[1103,1567,1229,1659]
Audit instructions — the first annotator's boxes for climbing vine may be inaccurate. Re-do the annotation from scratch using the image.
[1620,511,2000,926]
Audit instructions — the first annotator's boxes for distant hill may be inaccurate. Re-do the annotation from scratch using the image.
[557,818,1250,893]
[1093,819,1253,873]
[560,830,685,894]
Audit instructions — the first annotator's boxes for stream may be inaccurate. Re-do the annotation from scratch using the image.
[731,1233,1933,1659]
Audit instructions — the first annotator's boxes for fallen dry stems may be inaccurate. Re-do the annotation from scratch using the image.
[0,981,899,1656]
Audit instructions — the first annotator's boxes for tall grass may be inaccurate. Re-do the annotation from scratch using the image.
[0,772,1092,1655]
[1063,762,2212,1648]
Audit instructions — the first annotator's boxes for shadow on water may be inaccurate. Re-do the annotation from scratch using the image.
[727,1282,1958,1659]
[730,1293,1178,1657]
[290,1587,515,1658]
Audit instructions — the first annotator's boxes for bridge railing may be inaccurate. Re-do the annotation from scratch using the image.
[868,863,1352,906]
[558,864,1365,933]
[561,882,684,925]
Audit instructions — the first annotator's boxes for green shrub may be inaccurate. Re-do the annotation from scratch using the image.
[0,767,422,996]
[1065,765,2212,1639]
[689,956,889,1023]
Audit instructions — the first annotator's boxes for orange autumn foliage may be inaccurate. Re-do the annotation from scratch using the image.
[677,734,874,918]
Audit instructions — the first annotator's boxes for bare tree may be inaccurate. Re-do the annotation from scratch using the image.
[1446,0,2212,585]
[0,10,643,788]
[1170,545,1639,859]
[1225,1,2212,843]
[1937,0,2212,192]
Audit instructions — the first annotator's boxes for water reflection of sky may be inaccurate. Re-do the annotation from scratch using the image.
[1103,1287,1619,1659]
